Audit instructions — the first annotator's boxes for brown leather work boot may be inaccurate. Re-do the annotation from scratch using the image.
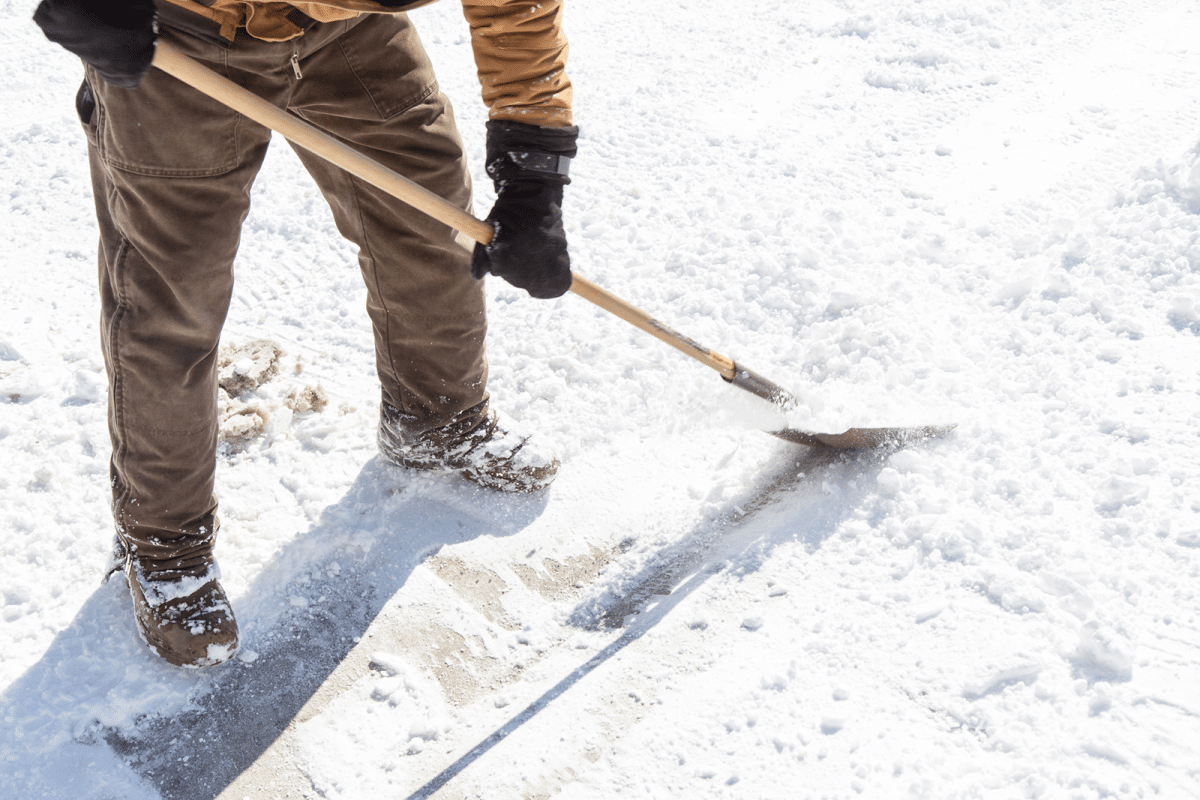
[379,401,559,492]
[126,560,240,668]
[109,536,240,668]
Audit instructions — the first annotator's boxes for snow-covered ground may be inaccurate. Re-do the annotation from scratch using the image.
[3,0,1200,797]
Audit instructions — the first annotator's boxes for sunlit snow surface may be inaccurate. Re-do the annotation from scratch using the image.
[2,1,1200,798]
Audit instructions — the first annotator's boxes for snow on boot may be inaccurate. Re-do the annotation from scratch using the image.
[124,558,240,668]
[379,400,559,493]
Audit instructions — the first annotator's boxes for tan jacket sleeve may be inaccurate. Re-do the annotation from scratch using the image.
[461,0,573,127]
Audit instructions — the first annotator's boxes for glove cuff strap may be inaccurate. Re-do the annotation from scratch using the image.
[508,151,571,178]
[487,151,572,181]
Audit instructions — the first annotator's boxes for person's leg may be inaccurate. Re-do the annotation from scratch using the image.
[84,24,275,665]
[285,14,487,432]
[281,15,558,491]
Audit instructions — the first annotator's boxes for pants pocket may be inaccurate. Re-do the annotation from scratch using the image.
[327,14,438,120]
[88,54,247,178]
[75,79,96,127]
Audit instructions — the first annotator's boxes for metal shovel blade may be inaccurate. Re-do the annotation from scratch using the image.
[727,364,957,450]
[769,424,957,449]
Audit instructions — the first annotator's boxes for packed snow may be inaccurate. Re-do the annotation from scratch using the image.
[2,0,1200,798]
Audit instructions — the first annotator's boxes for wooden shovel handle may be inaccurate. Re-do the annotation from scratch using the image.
[151,42,738,380]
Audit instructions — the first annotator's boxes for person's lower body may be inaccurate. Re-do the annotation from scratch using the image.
[81,11,553,667]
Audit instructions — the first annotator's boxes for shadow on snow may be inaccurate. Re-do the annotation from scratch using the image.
[0,438,906,800]
[0,457,549,800]
[402,443,896,800]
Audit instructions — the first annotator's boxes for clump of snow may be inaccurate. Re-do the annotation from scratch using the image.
[1072,615,1137,682]
[218,339,282,396]
[134,564,221,609]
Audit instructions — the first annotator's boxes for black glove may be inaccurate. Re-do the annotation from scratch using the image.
[34,0,157,89]
[471,121,579,300]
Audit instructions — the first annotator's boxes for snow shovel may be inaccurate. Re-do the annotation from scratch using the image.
[151,42,952,449]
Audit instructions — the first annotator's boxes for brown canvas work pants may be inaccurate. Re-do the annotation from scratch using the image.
[80,12,488,573]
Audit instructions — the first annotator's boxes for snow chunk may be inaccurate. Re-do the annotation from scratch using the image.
[205,641,238,665]
[838,15,877,39]
[911,599,946,623]
[0,340,25,362]
[741,614,765,632]
[1082,740,1129,765]
[284,384,328,414]
[1072,617,1136,682]
[967,569,1046,614]
[876,467,904,495]
[72,369,104,403]
[1159,143,1200,211]
[888,450,933,474]
[820,716,845,734]
[1169,294,1200,327]
[963,662,1041,698]
[995,275,1036,303]
[218,339,282,395]
[1093,476,1148,513]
